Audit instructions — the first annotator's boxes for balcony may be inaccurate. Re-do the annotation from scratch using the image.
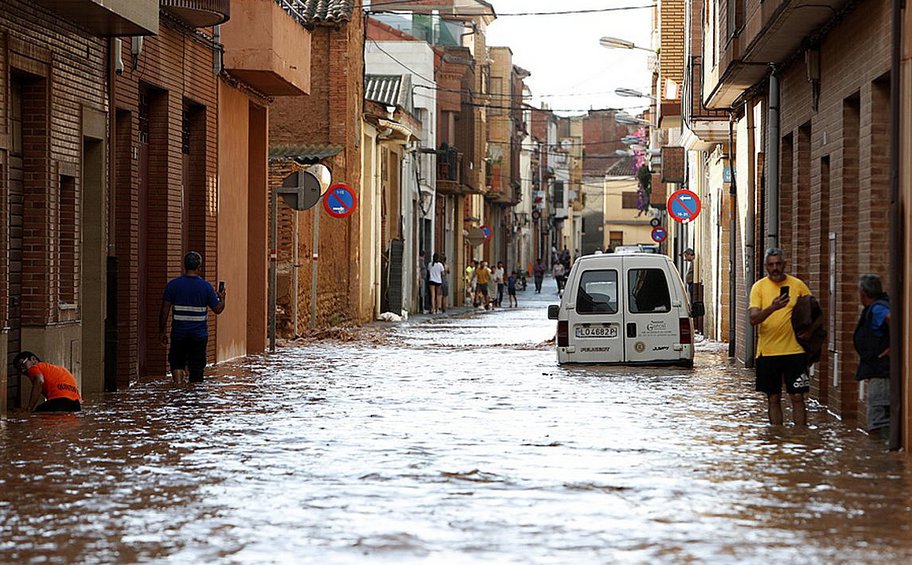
[32,0,158,36]
[436,147,467,195]
[220,0,312,96]
[742,0,848,64]
[161,0,230,28]
[683,56,730,146]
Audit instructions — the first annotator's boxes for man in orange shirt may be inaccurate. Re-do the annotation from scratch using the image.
[13,351,81,412]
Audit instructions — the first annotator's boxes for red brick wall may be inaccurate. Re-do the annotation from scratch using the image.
[269,11,365,329]
[113,22,218,384]
[774,0,892,424]
[581,110,629,176]
[0,2,108,406]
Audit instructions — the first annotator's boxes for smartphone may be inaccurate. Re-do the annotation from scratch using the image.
[218,281,226,294]
[779,285,790,298]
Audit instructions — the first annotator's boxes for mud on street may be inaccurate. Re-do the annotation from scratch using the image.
[2,282,912,564]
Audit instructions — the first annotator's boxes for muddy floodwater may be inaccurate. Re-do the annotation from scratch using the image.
[2,282,912,564]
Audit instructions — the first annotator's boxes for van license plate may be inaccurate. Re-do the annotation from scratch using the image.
[575,326,617,338]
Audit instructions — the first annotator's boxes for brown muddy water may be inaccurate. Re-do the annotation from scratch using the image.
[2,287,911,564]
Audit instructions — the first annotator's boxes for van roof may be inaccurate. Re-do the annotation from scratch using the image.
[575,252,672,265]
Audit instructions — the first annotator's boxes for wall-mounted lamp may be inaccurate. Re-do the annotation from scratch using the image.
[130,37,144,71]
[805,47,821,111]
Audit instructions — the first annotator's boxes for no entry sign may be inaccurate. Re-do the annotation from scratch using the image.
[323,183,357,218]
[667,189,701,224]
[651,226,667,243]
[479,224,493,241]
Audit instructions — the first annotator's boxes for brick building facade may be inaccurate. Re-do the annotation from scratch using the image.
[0,1,126,411]
[269,5,365,329]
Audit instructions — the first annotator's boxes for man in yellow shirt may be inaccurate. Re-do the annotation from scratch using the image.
[749,248,812,426]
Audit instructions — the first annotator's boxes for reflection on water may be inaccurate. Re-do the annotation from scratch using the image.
[2,290,911,563]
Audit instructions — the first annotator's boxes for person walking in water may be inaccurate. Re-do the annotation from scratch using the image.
[507,270,519,308]
[533,258,546,293]
[748,248,811,426]
[159,251,226,384]
[853,274,891,437]
[427,253,445,314]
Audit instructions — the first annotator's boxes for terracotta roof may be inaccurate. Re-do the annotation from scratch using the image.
[269,144,343,164]
[280,0,354,27]
[605,156,639,177]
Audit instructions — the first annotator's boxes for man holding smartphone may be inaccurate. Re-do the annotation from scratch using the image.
[749,248,811,425]
[159,251,226,384]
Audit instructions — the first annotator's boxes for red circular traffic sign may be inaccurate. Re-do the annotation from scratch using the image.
[651,226,667,243]
[667,189,702,224]
[323,183,357,218]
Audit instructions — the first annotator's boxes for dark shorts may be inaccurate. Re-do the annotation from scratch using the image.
[476,283,488,296]
[169,335,208,382]
[508,288,516,296]
[428,281,441,287]
[756,353,810,395]
[35,398,81,412]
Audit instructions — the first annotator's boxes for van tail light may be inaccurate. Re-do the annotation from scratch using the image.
[679,318,692,345]
[557,321,569,347]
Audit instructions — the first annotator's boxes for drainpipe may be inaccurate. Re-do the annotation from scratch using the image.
[745,102,757,368]
[767,66,780,250]
[888,0,903,451]
[728,116,737,359]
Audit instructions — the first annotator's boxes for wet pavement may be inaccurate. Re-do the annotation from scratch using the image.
[2,278,912,564]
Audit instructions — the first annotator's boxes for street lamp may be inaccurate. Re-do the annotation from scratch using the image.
[599,36,654,52]
[615,112,651,127]
[615,87,655,100]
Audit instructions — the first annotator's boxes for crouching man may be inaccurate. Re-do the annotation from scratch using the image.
[14,351,81,412]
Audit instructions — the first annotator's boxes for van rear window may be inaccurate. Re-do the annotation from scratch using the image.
[576,270,618,314]
[628,268,671,313]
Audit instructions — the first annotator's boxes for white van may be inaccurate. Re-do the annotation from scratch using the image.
[547,253,699,367]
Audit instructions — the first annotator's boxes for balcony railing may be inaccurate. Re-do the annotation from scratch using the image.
[436,147,464,194]
[684,56,729,126]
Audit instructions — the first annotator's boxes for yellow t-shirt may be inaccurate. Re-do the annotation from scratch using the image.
[749,274,811,357]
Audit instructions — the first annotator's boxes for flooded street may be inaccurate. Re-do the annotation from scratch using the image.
[3,279,912,564]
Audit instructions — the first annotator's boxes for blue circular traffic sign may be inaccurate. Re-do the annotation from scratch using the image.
[323,184,357,218]
[651,226,667,243]
[667,189,701,224]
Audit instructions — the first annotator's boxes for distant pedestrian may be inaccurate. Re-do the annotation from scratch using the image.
[440,254,450,313]
[748,248,811,426]
[492,261,506,307]
[681,247,695,299]
[533,258,546,293]
[474,260,492,309]
[159,251,226,384]
[427,253,445,314]
[465,260,478,306]
[507,271,518,307]
[14,351,81,412]
[418,249,429,314]
[853,274,891,436]
[552,261,566,292]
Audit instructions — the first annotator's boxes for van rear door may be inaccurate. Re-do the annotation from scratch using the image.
[622,259,681,363]
[569,266,624,363]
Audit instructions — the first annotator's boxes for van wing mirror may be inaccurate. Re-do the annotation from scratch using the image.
[691,301,705,318]
[547,304,560,320]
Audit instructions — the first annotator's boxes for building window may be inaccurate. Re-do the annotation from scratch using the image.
[59,174,77,305]
[622,191,638,209]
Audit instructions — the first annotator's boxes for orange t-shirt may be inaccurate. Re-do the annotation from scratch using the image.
[27,362,80,401]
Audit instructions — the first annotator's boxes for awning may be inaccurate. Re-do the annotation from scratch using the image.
[269,144,343,165]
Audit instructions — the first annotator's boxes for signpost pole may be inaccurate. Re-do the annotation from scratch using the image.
[268,189,277,352]
[310,206,319,329]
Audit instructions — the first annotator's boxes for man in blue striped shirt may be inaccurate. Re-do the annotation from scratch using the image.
[159,251,226,384]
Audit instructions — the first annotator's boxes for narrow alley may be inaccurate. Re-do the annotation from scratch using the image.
[2,280,911,564]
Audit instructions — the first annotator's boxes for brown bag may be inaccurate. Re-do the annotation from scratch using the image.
[791,295,826,364]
